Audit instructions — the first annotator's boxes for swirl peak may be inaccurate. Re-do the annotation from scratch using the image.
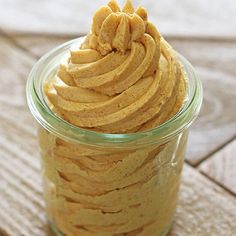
[87,0,149,55]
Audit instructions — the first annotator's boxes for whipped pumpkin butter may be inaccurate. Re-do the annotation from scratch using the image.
[41,0,187,235]
[45,0,185,133]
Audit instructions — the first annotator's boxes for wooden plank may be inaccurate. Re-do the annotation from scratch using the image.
[0,36,53,236]
[169,39,236,165]
[9,34,72,58]
[199,139,236,195]
[0,0,236,38]
[171,165,236,236]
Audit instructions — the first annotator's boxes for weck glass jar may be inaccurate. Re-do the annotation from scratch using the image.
[26,37,203,236]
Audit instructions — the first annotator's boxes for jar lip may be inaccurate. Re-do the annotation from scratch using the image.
[26,37,203,147]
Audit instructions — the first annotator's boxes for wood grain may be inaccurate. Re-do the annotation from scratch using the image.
[0,0,236,38]
[0,35,50,236]
[8,34,72,58]
[169,39,236,165]
[199,139,236,195]
[171,165,236,236]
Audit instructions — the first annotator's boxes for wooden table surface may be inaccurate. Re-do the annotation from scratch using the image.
[0,1,236,235]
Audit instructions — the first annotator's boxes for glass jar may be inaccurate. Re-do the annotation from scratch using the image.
[26,37,203,236]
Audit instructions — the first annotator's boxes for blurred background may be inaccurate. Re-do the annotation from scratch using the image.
[0,0,236,37]
[0,0,236,236]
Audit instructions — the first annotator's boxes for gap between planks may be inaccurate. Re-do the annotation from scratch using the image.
[198,170,236,198]
[192,133,236,168]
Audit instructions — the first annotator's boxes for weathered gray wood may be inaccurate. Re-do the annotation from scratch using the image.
[9,34,71,58]
[0,36,50,236]
[169,39,236,165]
[199,139,236,195]
[171,165,236,236]
[0,0,236,38]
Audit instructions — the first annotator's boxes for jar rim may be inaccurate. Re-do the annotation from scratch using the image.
[26,37,203,148]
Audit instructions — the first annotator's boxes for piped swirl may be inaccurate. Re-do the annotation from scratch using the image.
[46,0,186,134]
[42,1,188,235]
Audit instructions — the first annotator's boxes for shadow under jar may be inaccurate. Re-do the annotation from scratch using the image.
[26,38,203,236]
